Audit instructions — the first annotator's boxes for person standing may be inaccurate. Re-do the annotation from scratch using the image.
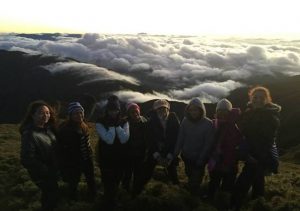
[174,97,214,194]
[207,99,243,200]
[144,99,180,185]
[122,102,148,197]
[231,86,281,210]
[96,95,130,209]
[20,101,58,211]
[57,102,96,201]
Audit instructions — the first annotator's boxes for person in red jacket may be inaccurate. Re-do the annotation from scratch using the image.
[206,99,243,200]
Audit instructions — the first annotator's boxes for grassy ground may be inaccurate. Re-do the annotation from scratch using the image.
[1,123,300,211]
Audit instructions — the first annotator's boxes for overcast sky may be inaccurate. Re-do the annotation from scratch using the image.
[1,0,300,37]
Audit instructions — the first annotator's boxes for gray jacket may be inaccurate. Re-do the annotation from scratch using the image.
[174,98,214,166]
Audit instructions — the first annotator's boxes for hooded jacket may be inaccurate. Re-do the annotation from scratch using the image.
[240,102,281,166]
[174,98,214,166]
[208,108,243,172]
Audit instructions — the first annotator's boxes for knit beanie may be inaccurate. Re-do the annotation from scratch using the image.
[126,102,140,114]
[106,95,121,111]
[216,99,232,111]
[153,99,170,110]
[68,102,84,114]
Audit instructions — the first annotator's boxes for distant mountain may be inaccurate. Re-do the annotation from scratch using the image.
[16,33,82,41]
[0,50,142,123]
[0,49,299,153]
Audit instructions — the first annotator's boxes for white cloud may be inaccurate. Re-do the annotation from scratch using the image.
[1,33,300,102]
[43,61,140,86]
[170,80,244,103]
[115,91,171,103]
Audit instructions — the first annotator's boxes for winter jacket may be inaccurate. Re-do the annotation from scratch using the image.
[96,117,130,167]
[127,116,148,157]
[239,102,281,170]
[57,121,93,168]
[147,111,180,157]
[20,124,57,183]
[208,108,243,172]
[174,98,214,166]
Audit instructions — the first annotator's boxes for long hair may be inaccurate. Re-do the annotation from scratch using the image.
[248,86,272,104]
[19,100,57,133]
[62,114,89,135]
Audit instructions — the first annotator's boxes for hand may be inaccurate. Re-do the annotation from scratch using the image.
[153,152,161,160]
[166,153,173,165]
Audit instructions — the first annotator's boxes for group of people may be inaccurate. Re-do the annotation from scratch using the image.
[19,86,281,211]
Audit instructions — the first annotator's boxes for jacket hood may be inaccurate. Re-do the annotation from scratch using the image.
[185,97,206,119]
[247,102,281,113]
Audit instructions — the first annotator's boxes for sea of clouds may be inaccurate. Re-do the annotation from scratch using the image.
[1,33,300,103]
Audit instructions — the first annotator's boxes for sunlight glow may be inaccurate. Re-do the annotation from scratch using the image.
[1,0,300,37]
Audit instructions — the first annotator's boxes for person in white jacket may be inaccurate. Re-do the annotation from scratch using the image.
[95,95,129,209]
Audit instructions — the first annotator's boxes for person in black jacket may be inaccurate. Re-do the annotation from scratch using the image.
[96,95,130,209]
[20,101,58,211]
[144,99,180,185]
[57,102,96,201]
[230,86,281,211]
[122,102,148,197]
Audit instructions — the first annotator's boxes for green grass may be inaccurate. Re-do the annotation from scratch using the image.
[1,124,300,211]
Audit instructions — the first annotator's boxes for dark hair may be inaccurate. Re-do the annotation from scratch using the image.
[248,86,272,103]
[19,100,57,133]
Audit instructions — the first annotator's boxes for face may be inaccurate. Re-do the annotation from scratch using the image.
[156,107,169,120]
[32,105,50,127]
[128,108,140,122]
[187,105,202,119]
[251,91,267,109]
[216,109,230,120]
[108,109,120,118]
[70,110,84,123]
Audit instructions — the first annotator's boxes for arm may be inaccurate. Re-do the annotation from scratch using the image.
[95,123,115,145]
[173,118,186,157]
[20,132,48,179]
[116,121,130,144]
[197,122,215,166]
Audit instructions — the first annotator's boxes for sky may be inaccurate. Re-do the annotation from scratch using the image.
[1,0,300,37]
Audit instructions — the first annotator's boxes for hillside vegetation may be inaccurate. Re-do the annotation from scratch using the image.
[1,124,300,211]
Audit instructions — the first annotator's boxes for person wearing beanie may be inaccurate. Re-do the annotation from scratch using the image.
[206,99,243,201]
[174,97,214,195]
[95,95,129,209]
[121,102,148,197]
[144,99,180,185]
[57,102,96,201]
[230,87,281,211]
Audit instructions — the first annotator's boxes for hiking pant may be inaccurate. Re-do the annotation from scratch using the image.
[62,159,96,200]
[122,155,145,196]
[230,162,265,210]
[183,158,205,194]
[208,167,237,198]
[37,178,58,211]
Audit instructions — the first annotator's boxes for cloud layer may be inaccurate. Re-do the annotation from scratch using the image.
[1,33,300,102]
